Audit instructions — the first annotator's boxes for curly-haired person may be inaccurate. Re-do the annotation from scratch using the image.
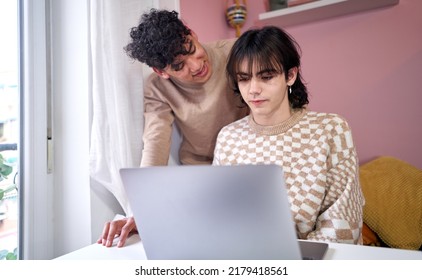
[97,9,248,248]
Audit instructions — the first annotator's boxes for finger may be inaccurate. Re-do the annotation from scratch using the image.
[98,221,111,245]
[105,220,121,247]
[117,218,136,247]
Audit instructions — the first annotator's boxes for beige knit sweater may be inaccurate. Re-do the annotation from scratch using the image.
[213,109,364,244]
[141,39,249,167]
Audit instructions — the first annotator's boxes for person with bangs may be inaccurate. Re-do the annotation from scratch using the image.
[213,26,365,244]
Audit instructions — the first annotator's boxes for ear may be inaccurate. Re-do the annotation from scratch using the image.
[152,67,170,79]
[287,67,298,86]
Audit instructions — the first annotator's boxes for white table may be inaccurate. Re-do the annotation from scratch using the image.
[56,234,422,260]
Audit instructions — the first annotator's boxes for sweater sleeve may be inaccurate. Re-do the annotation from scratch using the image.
[211,130,223,166]
[140,77,174,167]
[306,116,364,244]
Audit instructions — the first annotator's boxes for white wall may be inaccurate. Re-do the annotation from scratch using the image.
[50,0,92,257]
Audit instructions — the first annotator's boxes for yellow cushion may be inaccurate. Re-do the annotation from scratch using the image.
[359,156,422,250]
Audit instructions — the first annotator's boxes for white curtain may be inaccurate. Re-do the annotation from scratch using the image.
[89,0,152,215]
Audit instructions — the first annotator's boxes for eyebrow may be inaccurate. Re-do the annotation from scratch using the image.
[237,68,276,76]
[257,69,276,75]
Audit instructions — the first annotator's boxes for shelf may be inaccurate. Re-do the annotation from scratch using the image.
[257,0,399,27]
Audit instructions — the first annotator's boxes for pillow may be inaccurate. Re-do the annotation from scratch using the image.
[359,156,422,250]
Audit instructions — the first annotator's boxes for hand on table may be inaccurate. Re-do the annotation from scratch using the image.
[97,216,137,248]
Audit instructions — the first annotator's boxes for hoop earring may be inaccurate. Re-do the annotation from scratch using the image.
[288,86,292,95]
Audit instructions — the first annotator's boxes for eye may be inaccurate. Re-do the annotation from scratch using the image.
[171,42,196,72]
[237,74,250,82]
[261,74,274,81]
[261,68,283,81]
[188,44,196,55]
[260,70,277,81]
[171,62,184,72]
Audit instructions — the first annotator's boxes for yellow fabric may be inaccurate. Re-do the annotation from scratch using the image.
[359,156,422,250]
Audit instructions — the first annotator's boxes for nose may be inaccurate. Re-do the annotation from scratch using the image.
[186,57,202,74]
[249,77,261,96]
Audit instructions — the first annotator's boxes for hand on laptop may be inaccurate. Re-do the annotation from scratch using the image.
[97,216,138,248]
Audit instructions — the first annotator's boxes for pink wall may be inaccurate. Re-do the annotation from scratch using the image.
[180,0,267,42]
[180,0,422,169]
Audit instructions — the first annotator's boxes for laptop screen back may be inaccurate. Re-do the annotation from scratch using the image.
[120,164,302,260]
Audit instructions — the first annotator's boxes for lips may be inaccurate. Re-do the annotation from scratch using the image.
[249,99,266,106]
[193,63,208,78]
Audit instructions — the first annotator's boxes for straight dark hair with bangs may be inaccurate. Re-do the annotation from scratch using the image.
[226,26,309,109]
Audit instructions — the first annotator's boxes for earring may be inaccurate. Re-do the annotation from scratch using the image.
[288,86,292,95]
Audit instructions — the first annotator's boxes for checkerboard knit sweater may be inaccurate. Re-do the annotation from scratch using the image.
[213,109,364,244]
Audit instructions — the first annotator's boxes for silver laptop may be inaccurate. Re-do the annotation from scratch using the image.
[120,164,328,260]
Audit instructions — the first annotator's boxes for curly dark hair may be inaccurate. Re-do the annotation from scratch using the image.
[226,26,309,109]
[124,9,192,70]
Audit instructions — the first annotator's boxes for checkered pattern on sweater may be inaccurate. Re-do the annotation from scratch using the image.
[213,109,364,244]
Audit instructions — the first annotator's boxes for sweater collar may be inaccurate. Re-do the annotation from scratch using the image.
[248,109,307,135]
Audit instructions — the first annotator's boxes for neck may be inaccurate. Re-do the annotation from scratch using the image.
[252,107,292,126]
